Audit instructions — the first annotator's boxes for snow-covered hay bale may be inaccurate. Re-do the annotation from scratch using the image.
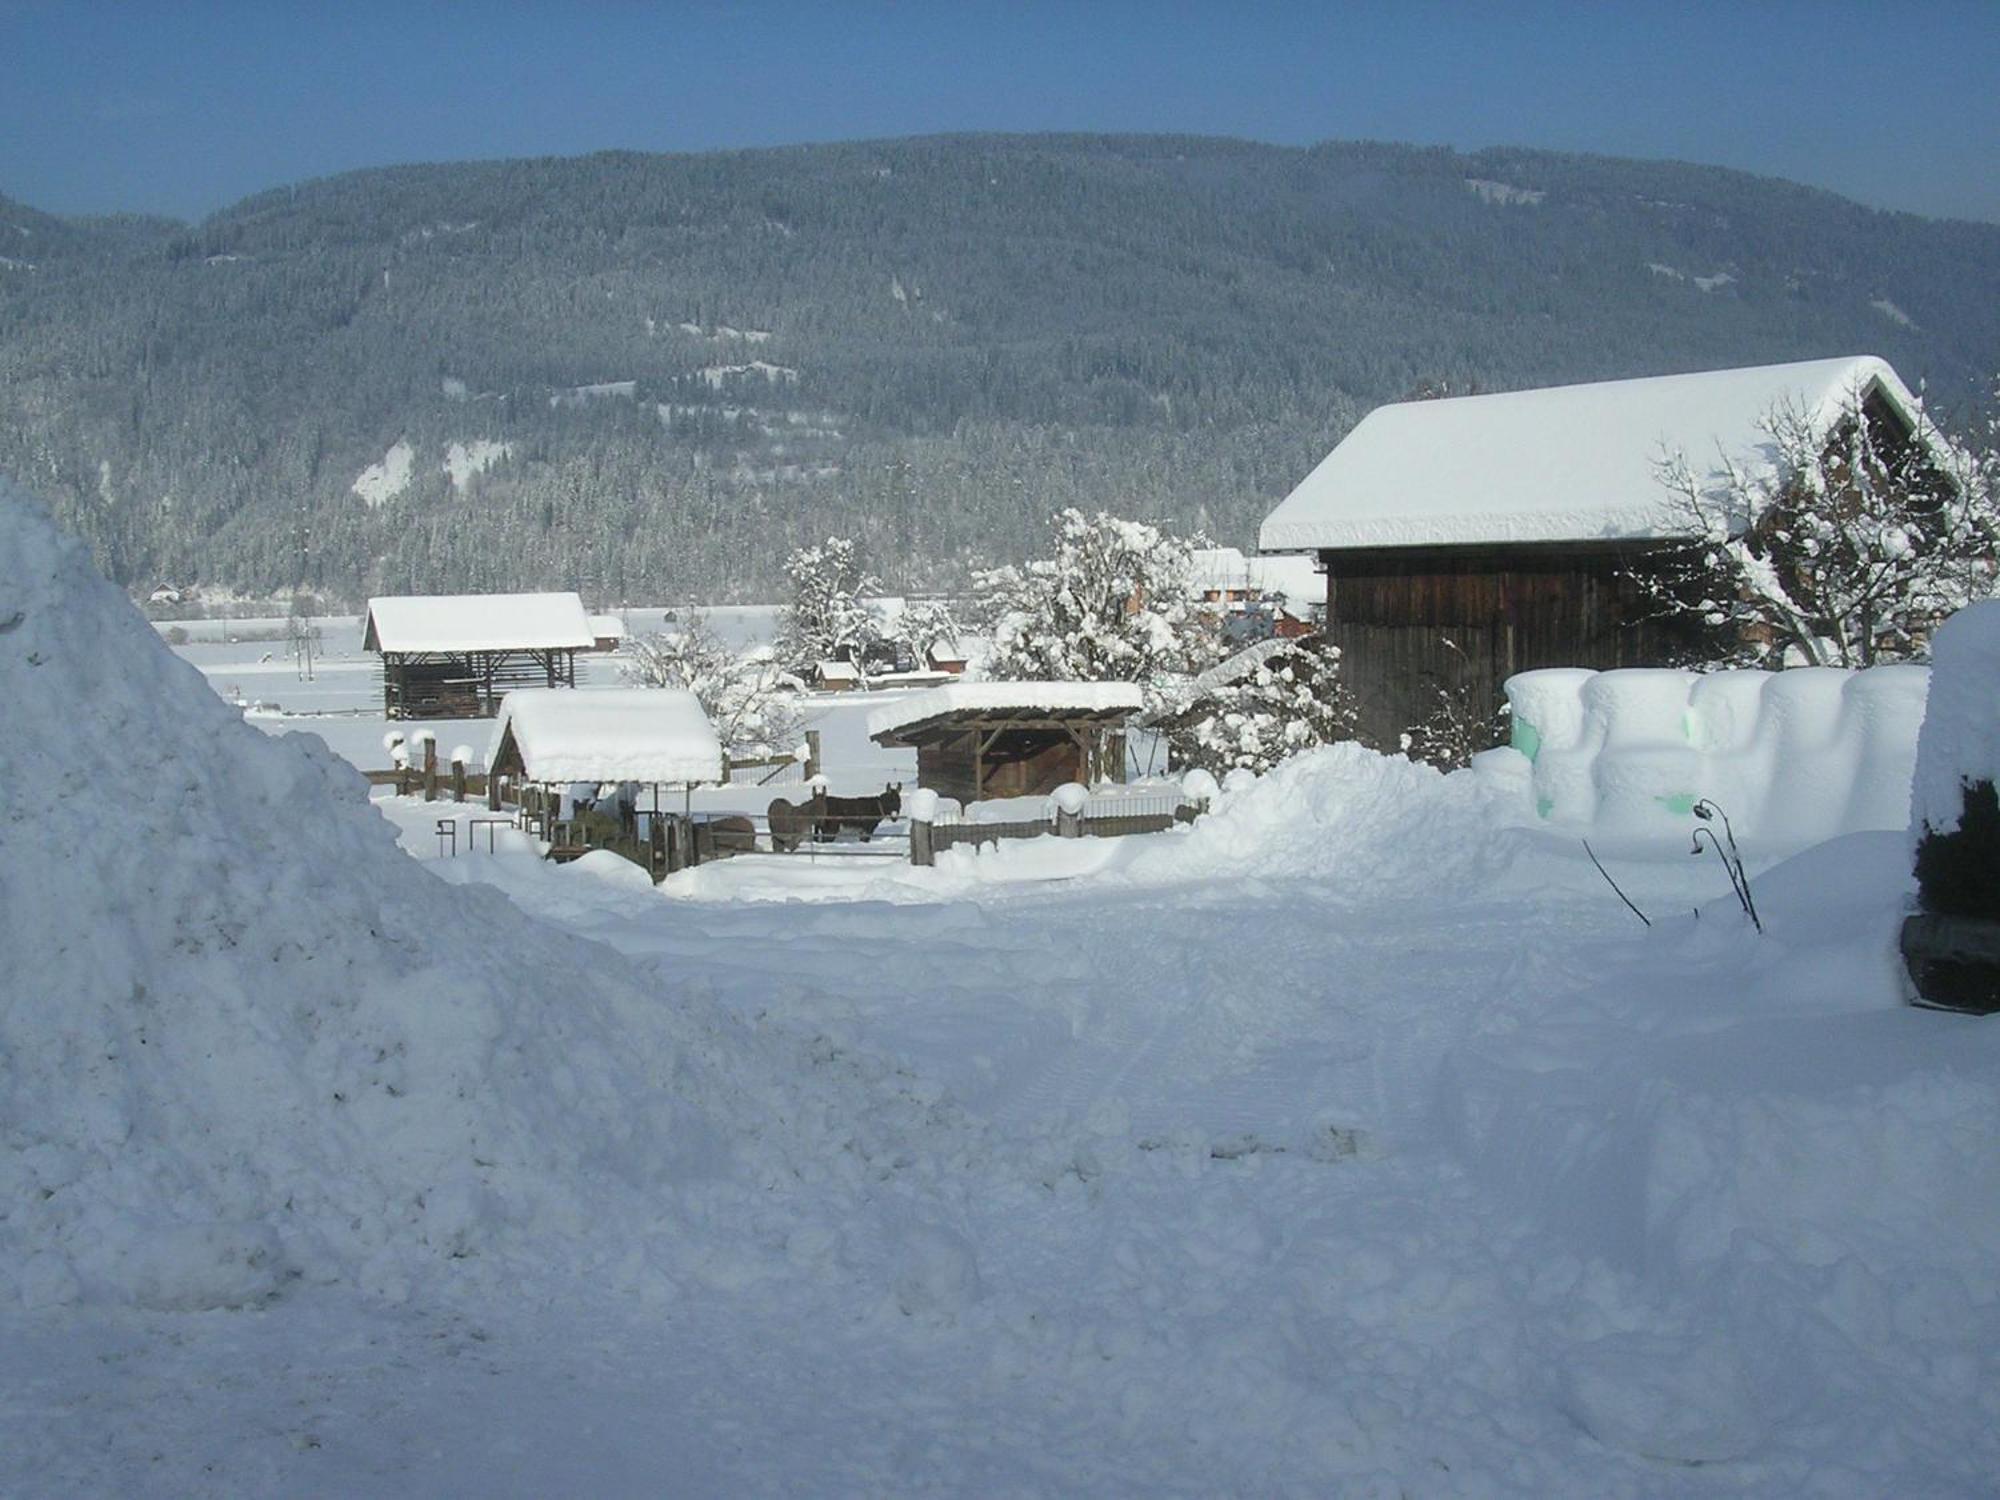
[1490,664,1929,849]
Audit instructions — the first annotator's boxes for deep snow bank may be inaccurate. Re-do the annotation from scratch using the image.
[1439,832,2000,1464]
[1119,741,1519,894]
[0,489,909,1310]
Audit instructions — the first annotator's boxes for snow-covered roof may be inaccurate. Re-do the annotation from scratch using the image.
[486,688,723,784]
[1188,547,1322,601]
[869,680,1146,741]
[1259,356,1926,552]
[364,592,595,653]
[588,614,625,640]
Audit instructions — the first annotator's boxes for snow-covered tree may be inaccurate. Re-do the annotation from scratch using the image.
[775,537,879,674]
[1644,385,1998,667]
[623,612,803,754]
[978,509,1211,699]
[1156,637,1356,775]
[888,596,962,667]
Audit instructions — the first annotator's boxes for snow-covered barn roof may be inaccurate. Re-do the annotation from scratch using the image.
[1188,547,1322,601]
[1258,356,1928,552]
[486,688,723,785]
[588,614,626,641]
[364,592,595,653]
[869,681,1145,742]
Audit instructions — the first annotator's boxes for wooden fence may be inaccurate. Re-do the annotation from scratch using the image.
[911,791,1203,865]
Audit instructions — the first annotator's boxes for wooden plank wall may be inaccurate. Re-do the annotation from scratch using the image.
[1321,543,1696,749]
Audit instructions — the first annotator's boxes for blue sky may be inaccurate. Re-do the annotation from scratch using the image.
[4,0,1997,223]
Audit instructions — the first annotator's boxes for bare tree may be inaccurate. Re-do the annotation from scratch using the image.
[1643,384,1997,667]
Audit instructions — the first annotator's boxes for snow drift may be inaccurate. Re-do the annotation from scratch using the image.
[0,487,919,1311]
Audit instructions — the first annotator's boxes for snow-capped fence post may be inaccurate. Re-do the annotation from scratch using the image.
[1053,782,1087,838]
[417,732,439,802]
[907,788,939,867]
[450,745,473,804]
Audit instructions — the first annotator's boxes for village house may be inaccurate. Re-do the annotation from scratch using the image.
[363,591,597,719]
[1257,355,1939,748]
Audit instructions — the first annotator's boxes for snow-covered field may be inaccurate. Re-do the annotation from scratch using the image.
[6,490,1998,1496]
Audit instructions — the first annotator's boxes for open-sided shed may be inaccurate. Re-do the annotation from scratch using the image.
[1257,355,1939,747]
[486,688,726,873]
[364,592,596,719]
[868,681,1145,803]
[485,687,724,790]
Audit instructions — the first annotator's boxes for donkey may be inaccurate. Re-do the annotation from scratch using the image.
[767,796,817,854]
[821,783,902,842]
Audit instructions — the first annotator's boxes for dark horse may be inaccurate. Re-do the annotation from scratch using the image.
[767,784,902,852]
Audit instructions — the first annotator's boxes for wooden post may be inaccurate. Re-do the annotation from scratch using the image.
[423,738,439,802]
[804,729,822,782]
[452,761,468,803]
[488,772,502,813]
[1056,805,1082,838]
[910,815,934,867]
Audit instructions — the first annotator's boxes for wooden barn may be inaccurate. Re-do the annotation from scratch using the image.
[1258,355,1937,748]
[868,681,1145,804]
[364,592,596,719]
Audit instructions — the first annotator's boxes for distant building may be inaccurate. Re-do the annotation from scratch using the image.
[588,614,626,653]
[1259,355,1940,747]
[868,681,1145,802]
[364,592,595,719]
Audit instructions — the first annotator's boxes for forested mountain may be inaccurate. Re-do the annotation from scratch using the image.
[3,134,1996,603]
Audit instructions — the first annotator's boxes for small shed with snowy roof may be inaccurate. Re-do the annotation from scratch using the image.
[364,592,596,719]
[1257,355,1937,747]
[485,688,723,789]
[868,681,1146,803]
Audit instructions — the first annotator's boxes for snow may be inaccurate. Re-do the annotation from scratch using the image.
[1258,356,1926,551]
[1185,545,1321,601]
[442,438,510,489]
[9,477,2000,1494]
[1871,297,1918,329]
[486,686,722,785]
[549,380,637,407]
[1490,663,1930,847]
[700,361,799,388]
[351,437,415,508]
[587,613,625,641]
[1911,599,2000,836]
[1465,178,1546,206]
[868,679,1146,740]
[364,591,594,653]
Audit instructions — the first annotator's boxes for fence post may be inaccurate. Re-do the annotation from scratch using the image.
[804,729,822,782]
[488,771,503,812]
[422,737,439,802]
[1053,782,1087,838]
[910,816,934,866]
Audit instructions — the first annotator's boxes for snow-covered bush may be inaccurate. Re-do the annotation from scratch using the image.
[1644,382,1998,668]
[624,611,803,754]
[775,537,879,675]
[977,509,1210,701]
[1155,637,1355,775]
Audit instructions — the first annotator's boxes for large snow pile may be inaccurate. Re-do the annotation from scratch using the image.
[1487,663,1929,846]
[1119,741,1518,894]
[1911,599,2000,836]
[0,488,919,1312]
